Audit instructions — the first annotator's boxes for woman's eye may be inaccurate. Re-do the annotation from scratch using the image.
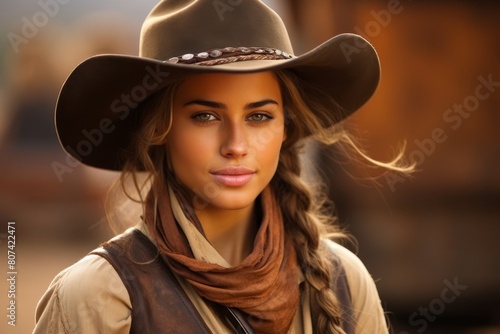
[192,113,217,122]
[248,113,273,122]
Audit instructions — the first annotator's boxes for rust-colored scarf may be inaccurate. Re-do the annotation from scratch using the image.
[144,184,299,334]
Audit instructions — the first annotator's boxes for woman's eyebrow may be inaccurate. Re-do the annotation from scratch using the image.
[183,99,223,108]
[183,99,279,109]
[245,99,279,109]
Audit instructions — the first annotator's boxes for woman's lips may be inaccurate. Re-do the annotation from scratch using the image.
[210,166,255,187]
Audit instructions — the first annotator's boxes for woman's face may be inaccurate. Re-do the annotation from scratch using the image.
[166,71,286,211]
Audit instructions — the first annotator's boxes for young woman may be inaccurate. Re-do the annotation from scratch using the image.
[34,0,409,333]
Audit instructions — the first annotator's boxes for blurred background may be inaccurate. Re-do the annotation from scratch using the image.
[0,0,499,333]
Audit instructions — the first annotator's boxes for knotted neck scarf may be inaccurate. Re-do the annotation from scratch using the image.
[144,182,300,334]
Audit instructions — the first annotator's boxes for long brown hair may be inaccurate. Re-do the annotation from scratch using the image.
[107,70,411,333]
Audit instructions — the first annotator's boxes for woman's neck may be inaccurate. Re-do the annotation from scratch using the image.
[196,203,259,267]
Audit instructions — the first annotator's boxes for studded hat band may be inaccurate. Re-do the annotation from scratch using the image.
[166,46,296,66]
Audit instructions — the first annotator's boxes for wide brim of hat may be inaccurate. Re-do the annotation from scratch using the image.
[56,33,380,171]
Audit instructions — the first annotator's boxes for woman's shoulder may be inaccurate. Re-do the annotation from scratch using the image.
[321,238,389,333]
[321,238,379,296]
[322,238,371,281]
[55,253,128,299]
[34,237,134,333]
[48,224,152,302]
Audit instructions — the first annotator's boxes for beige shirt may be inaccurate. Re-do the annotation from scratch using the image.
[33,194,388,333]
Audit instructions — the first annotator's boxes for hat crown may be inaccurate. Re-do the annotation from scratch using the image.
[139,0,294,60]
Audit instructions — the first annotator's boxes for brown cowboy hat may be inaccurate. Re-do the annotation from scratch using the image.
[56,0,380,171]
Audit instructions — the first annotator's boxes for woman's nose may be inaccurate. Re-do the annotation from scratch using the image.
[220,122,249,158]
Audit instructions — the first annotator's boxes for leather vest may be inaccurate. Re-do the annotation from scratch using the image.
[91,228,354,333]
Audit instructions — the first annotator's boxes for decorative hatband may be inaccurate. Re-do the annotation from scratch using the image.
[165,47,296,66]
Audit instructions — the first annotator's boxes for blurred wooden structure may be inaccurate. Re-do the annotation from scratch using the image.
[288,0,500,331]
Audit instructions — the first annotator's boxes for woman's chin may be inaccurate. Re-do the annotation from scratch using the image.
[192,192,257,212]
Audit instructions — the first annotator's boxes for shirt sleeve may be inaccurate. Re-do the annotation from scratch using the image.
[324,240,389,334]
[33,254,132,334]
